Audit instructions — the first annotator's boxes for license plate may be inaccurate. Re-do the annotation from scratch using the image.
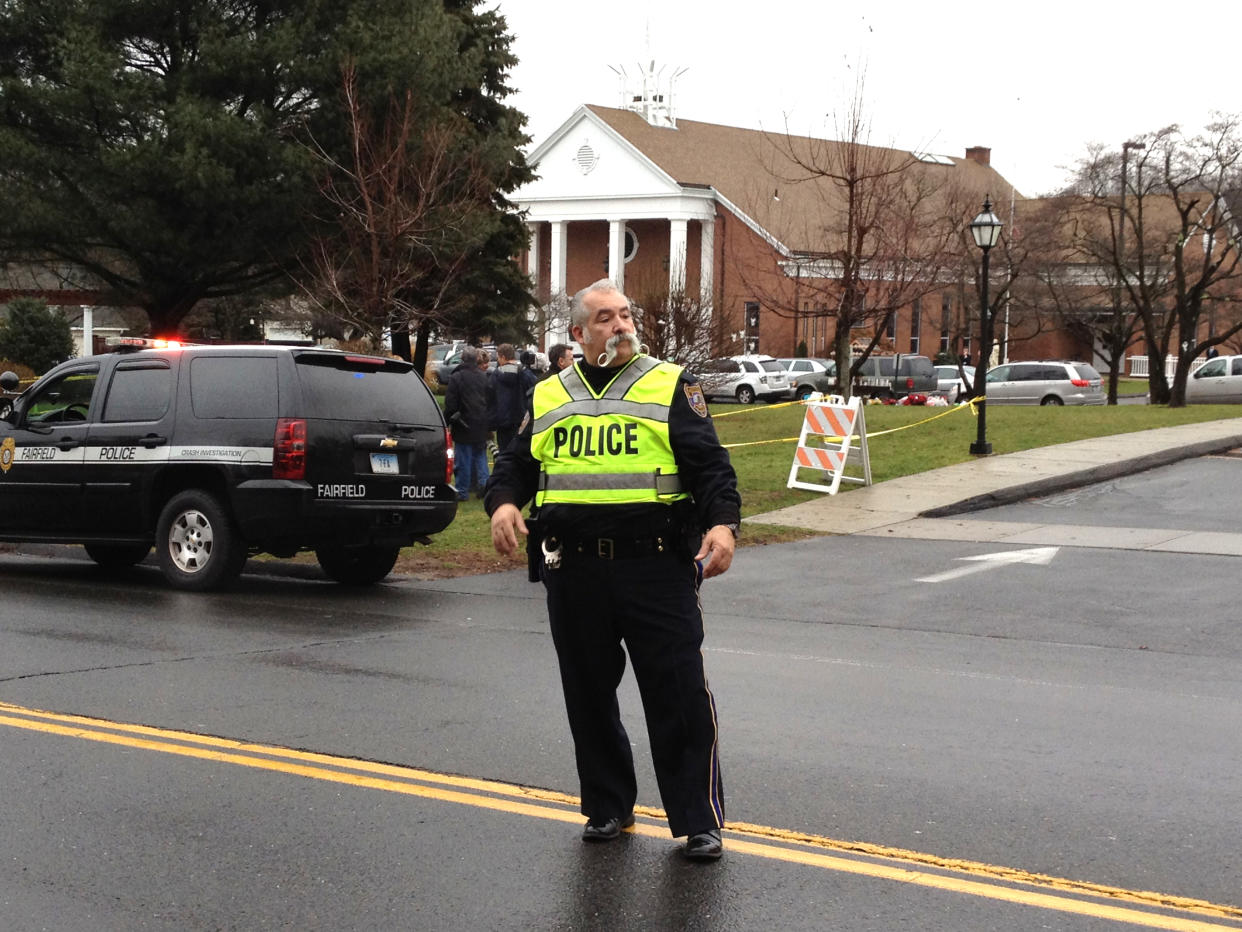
[370,452,398,475]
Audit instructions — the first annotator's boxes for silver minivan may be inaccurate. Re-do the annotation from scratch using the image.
[984,361,1106,406]
[699,355,791,404]
[1186,355,1242,403]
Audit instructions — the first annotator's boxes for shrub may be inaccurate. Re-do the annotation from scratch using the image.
[0,298,75,374]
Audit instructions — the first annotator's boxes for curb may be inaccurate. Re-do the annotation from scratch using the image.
[921,433,1242,518]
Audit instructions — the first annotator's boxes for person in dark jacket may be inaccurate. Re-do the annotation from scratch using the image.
[444,346,490,500]
[544,343,575,379]
[519,349,541,392]
[485,279,740,861]
[486,344,526,454]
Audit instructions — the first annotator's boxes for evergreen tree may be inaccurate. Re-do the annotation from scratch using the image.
[0,298,75,373]
[0,0,533,343]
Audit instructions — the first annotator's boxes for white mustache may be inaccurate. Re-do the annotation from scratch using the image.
[598,332,642,367]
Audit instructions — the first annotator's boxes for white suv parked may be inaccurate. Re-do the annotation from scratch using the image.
[697,355,791,404]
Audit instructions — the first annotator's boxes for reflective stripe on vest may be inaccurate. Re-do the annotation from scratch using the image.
[531,355,688,506]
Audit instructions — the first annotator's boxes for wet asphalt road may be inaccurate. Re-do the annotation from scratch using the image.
[1,458,1241,930]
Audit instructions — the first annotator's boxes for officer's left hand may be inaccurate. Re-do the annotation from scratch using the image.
[695,525,736,579]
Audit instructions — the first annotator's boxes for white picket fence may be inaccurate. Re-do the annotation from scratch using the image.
[1126,355,1207,378]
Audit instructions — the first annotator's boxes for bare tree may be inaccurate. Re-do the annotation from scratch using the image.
[1018,183,1147,404]
[626,269,716,371]
[1159,118,1242,405]
[1050,122,1242,405]
[301,63,495,355]
[948,191,1071,399]
[737,85,969,400]
[1047,140,1176,403]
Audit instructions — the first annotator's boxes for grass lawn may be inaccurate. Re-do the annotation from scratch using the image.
[396,397,1242,576]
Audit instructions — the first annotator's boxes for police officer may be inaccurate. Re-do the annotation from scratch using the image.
[485,279,740,861]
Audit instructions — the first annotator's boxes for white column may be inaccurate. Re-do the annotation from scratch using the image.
[698,218,715,310]
[525,222,540,289]
[608,219,626,294]
[81,305,93,356]
[549,220,568,301]
[668,218,688,296]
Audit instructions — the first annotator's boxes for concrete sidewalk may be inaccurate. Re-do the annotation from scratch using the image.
[746,417,1242,538]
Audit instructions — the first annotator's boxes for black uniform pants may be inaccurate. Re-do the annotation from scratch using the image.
[542,551,724,838]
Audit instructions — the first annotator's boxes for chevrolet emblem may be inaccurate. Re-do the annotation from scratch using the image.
[380,437,398,449]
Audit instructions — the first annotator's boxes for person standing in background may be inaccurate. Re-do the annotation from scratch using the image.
[543,343,575,380]
[444,346,490,500]
[487,344,526,454]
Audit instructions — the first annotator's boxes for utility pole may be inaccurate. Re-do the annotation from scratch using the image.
[1114,140,1145,404]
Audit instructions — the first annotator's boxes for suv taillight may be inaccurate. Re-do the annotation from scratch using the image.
[1070,378,1090,387]
[273,418,307,479]
[444,429,455,485]
[904,377,914,389]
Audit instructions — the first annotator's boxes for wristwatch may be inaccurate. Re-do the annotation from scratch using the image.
[722,522,740,539]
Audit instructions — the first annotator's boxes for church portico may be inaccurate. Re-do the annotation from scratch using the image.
[522,200,717,341]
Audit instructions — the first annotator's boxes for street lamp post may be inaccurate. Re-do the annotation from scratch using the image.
[1114,140,1145,399]
[968,196,1004,456]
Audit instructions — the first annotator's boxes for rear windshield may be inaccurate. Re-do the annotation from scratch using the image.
[1071,363,1102,381]
[759,359,785,373]
[294,353,437,422]
[898,356,934,376]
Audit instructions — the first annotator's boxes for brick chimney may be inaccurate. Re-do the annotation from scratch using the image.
[965,146,991,166]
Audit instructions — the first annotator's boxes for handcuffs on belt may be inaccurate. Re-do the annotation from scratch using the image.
[541,536,562,570]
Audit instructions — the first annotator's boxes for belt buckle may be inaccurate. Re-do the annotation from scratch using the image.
[597,538,614,560]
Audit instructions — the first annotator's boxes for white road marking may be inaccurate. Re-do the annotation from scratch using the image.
[916,546,1059,583]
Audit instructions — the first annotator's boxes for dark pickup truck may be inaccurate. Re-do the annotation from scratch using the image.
[851,354,939,399]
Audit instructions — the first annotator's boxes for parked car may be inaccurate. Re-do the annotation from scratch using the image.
[436,344,497,385]
[697,355,791,404]
[933,364,977,403]
[849,354,939,399]
[0,340,457,590]
[423,341,465,388]
[776,357,838,400]
[984,360,1105,405]
[1185,354,1242,403]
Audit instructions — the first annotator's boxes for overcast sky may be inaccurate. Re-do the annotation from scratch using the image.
[492,0,1241,198]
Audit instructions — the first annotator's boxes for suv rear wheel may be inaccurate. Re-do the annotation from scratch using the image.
[157,490,248,591]
[316,544,401,586]
[735,385,756,404]
[1040,395,1064,406]
[84,543,151,568]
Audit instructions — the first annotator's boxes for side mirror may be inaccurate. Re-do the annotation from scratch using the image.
[0,371,18,391]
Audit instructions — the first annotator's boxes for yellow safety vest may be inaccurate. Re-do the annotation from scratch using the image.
[530,355,688,506]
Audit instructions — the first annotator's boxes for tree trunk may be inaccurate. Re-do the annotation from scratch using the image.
[411,318,432,377]
[390,318,412,362]
[834,326,853,402]
[1146,347,1171,404]
[146,297,202,340]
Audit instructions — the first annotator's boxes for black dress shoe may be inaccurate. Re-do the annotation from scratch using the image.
[683,829,723,860]
[581,812,635,842]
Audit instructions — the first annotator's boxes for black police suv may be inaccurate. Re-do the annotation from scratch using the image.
[0,341,457,590]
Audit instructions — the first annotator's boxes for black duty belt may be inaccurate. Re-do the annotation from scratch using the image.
[550,533,676,560]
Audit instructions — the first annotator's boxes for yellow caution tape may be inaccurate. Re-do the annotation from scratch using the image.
[720,396,984,450]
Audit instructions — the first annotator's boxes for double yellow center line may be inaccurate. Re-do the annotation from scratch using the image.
[1,700,1238,930]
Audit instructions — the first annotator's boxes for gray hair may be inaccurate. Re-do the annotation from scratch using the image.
[460,346,479,366]
[570,279,627,330]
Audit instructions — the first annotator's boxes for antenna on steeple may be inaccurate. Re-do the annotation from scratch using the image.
[608,59,688,128]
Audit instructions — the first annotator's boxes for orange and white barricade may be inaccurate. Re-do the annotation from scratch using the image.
[786,396,871,495]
